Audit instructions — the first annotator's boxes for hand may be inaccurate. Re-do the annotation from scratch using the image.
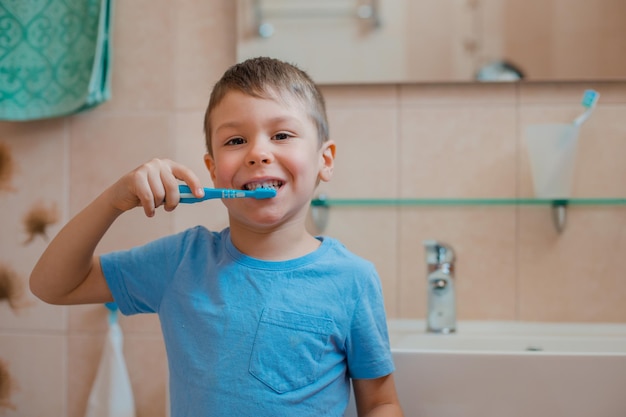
[108,158,204,217]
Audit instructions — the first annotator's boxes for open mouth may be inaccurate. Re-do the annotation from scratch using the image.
[243,180,283,191]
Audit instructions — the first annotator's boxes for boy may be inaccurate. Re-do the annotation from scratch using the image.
[30,57,403,416]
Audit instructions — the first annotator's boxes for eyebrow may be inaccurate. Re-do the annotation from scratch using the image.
[215,115,302,134]
[214,121,242,134]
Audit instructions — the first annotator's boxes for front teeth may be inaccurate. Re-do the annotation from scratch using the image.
[245,180,282,191]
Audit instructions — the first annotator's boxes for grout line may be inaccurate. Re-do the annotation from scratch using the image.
[514,83,521,321]
[63,118,71,222]
[62,306,68,417]
[394,84,402,318]
[62,119,71,417]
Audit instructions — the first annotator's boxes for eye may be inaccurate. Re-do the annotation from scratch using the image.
[224,137,246,146]
[272,132,293,141]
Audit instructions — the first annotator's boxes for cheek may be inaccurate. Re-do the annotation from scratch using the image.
[209,161,236,186]
[289,151,323,182]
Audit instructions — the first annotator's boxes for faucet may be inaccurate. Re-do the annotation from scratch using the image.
[423,240,456,334]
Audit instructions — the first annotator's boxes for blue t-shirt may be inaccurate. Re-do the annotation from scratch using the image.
[101,226,394,417]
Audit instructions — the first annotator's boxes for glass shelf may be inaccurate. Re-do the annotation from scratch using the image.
[311,197,626,207]
[309,197,626,233]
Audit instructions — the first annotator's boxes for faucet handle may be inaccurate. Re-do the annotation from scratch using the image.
[423,240,455,265]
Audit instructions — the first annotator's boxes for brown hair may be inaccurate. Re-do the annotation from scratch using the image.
[204,57,329,156]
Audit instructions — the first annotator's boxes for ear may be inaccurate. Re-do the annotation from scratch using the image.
[318,141,336,183]
[204,153,217,183]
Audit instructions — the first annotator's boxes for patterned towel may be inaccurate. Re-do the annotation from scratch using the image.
[0,0,113,121]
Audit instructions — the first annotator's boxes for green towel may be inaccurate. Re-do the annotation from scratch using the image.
[0,0,113,121]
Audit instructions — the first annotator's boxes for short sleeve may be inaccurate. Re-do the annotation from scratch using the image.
[100,230,186,316]
[345,271,395,379]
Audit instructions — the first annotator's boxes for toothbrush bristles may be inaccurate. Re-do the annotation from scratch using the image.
[582,89,599,108]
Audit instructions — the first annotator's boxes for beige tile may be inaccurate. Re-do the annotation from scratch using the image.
[69,113,175,252]
[68,304,109,333]
[0,333,65,416]
[397,207,517,320]
[518,206,626,322]
[321,85,399,108]
[0,120,68,331]
[174,1,237,110]
[68,112,174,207]
[104,0,175,111]
[399,105,517,198]
[319,107,398,199]
[520,81,626,104]
[574,106,626,197]
[171,111,230,233]
[0,301,65,334]
[171,112,210,177]
[506,1,626,83]
[68,332,167,417]
[124,334,168,417]
[400,82,517,105]
[67,333,104,417]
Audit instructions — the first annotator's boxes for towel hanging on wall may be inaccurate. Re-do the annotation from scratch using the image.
[0,0,113,121]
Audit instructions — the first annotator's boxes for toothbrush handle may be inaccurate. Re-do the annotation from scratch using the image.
[178,185,255,203]
[178,185,220,203]
[220,189,239,198]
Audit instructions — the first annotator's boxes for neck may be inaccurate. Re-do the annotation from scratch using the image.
[228,222,320,261]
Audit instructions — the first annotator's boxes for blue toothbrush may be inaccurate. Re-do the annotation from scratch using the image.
[178,184,276,203]
[573,89,600,127]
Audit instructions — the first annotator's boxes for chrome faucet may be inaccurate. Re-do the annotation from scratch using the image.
[423,240,456,334]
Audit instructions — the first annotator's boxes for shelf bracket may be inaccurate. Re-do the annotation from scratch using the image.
[551,200,568,233]
[310,194,330,233]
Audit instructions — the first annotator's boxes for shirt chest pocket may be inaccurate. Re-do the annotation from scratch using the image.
[249,308,333,394]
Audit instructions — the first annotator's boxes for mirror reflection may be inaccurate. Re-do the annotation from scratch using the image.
[237,0,626,84]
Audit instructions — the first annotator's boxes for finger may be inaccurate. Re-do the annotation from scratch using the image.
[168,161,204,198]
[146,167,167,212]
[161,168,181,212]
[127,168,157,217]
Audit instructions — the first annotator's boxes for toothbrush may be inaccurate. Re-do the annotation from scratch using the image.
[178,184,276,203]
[573,89,600,127]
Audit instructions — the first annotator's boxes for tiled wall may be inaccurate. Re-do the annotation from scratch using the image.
[319,83,626,323]
[0,1,625,416]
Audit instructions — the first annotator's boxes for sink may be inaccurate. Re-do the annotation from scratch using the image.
[345,319,626,417]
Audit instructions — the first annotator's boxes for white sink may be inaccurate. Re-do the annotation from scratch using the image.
[346,319,626,417]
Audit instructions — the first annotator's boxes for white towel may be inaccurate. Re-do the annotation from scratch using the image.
[85,319,136,417]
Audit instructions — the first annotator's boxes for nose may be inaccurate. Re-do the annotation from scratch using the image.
[246,140,274,166]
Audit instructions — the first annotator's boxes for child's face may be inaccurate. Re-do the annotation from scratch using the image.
[204,90,335,230]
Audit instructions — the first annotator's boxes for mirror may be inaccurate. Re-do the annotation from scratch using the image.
[237,0,626,84]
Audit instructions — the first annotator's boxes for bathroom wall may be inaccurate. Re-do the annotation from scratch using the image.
[0,1,625,416]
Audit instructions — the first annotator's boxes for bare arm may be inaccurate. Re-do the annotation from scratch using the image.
[29,158,204,305]
[353,374,404,417]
